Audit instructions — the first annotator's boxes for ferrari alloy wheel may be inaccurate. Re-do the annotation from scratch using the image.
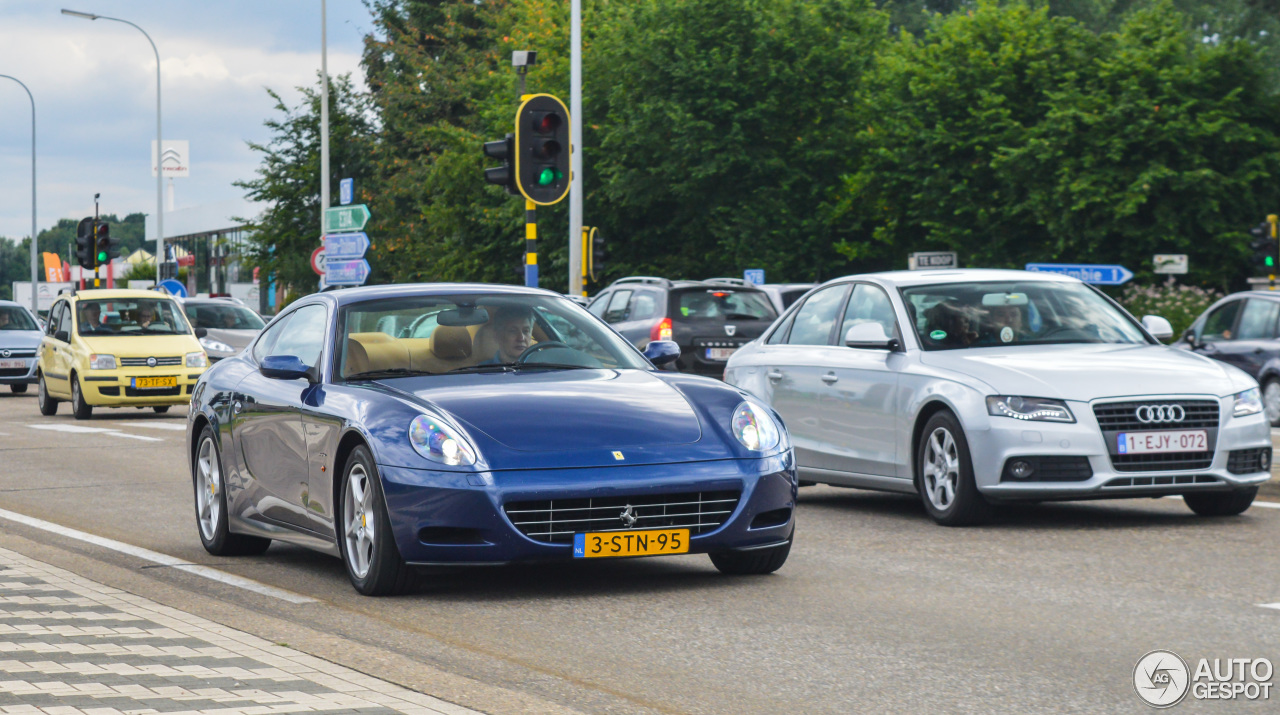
[193,426,270,556]
[70,374,92,420]
[36,374,57,416]
[916,411,992,526]
[1264,380,1280,426]
[339,445,409,596]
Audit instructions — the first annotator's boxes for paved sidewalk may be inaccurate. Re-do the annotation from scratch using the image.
[0,547,476,715]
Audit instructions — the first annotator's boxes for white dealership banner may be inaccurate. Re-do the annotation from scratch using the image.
[151,140,190,178]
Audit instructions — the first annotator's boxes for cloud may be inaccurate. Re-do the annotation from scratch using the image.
[0,0,370,241]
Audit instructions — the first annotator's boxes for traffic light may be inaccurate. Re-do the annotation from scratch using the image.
[1250,221,1278,275]
[94,221,119,266]
[515,94,570,205]
[590,228,606,281]
[482,133,516,195]
[75,217,95,270]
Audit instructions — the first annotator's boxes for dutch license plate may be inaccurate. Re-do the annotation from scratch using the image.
[573,528,690,559]
[705,347,737,360]
[1117,430,1208,455]
[132,376,177,389]
[0,359,24,370]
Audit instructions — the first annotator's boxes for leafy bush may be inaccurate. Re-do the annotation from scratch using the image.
[1119,282,1222,341]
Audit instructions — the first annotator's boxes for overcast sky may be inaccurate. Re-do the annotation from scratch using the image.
[0,0,371,240]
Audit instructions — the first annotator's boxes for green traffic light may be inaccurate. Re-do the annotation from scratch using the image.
[97,251,107,262]
[537,167,562,186]
[1268,257,1276,267]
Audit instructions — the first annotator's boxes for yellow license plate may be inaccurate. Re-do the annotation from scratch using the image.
[573,529,690,558]
[132,376,177,389]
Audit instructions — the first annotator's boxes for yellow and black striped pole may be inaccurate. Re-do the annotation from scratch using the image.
[1270,214,1278,290]
[525,199,538,287]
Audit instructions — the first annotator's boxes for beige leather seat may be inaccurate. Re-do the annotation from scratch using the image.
[404,326,475,373]
[344,332,410,377]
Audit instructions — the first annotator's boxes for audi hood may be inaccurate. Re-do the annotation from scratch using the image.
[920,343,1258,402]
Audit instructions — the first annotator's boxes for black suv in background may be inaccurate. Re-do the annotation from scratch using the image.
[1178,290,1280,425]
[587,277,779,375]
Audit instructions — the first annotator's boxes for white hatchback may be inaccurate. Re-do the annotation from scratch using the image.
[726,269,1271,525]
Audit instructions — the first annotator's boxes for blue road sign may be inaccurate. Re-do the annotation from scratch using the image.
[1025,263,1133,285]
[326,258,370,286]
[157,278,187,297]
[744,268,766,285]
[339,178,354,206]
[324,232,369,259]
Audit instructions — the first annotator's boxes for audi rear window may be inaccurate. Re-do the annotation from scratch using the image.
[672,289,777,321]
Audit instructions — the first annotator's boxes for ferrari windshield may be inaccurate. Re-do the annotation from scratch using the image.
[901,281,1149,350]
[339,294,652,378]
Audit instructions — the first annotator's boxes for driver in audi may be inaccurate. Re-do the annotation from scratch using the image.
[482,305,534,364]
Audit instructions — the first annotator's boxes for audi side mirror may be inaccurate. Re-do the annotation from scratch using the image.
[643,340,681,367]
[845,322,898,350]
[1141,315,1174,342]
[260,354,313,381]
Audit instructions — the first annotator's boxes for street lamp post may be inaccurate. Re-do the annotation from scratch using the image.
[61,9,163,285]
[0,75,37,313]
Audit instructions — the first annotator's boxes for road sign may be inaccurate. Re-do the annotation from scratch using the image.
[743,269,766,285]
[324,232,369,259]
[310,245,326,276]
[909,251,958,270]
[339,178,354,206]
[158,279,187,297]
[326,258,370,285]
[1154,254,1188,275]
[323,204,370,233]
[1025,263,1134,285]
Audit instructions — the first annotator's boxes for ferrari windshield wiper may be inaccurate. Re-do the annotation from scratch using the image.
[345,368,434,380]
[447,364,516,374]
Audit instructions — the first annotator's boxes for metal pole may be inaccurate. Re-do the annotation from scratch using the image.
[568,0,584,296]
[525,200,538,288]
[0,76,37,312]
[320,0,330,228]
[60,11,163,285]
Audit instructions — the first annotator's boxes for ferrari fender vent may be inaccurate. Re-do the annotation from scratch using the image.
[503,490,741,544]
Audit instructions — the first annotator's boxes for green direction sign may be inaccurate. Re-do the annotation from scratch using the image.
[323,204,371,233]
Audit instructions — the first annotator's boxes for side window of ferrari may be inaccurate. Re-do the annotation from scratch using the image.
[252,313,292,363]
[269,305,328,368]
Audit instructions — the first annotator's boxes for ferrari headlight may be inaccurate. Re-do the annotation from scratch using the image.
[409,414,477,466]
[88,354,116,370]
[1233,387,1262,418]
[732,401,780,452]
[185,351,208,368]
[986,395,1075,423]
[199,337,234,354]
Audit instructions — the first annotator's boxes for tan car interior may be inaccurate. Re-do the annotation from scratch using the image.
[342,317,551,377]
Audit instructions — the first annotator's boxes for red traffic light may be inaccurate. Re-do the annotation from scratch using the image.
[532,112,562,134]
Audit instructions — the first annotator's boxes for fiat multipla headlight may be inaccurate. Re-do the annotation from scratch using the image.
[1233,387,1262,418]
[732,401,781,452]
[986,396,1075,423]
[409,415,477,466]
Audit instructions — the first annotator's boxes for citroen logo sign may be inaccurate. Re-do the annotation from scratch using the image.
[1135,404,1185,424]
[619,504,638,528]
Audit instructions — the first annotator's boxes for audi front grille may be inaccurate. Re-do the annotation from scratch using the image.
[1094,399,1220,473]
[503,490,741,544]
[1092,399,1220,431]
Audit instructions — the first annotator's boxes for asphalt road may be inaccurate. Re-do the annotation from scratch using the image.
[0,390,1277,713]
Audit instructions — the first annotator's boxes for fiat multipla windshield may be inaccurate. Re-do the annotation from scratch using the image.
[901,281,1149,350]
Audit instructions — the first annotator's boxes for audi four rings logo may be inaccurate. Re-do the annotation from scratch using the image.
[1135,404,1186,424]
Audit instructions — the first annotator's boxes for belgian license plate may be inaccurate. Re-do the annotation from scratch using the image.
[132,376,177,389]
[573,528,690,559]
[1117,430,1208,454]
[0,359,24,369]
[705,347,737,360]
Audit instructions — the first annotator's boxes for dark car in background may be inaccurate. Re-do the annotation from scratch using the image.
[180,297,266,362]
[588,277,778,375]
[705,278,816,314]
[1178,290,1280,424]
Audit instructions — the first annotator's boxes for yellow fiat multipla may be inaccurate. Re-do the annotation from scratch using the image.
[36,289,208,419]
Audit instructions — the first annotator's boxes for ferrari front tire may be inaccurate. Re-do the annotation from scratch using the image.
[710,540,791,575]
[338,445,410,596]
[193,426,270,556]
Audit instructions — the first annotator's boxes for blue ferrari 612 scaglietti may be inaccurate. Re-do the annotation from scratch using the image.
[187,284,796,595]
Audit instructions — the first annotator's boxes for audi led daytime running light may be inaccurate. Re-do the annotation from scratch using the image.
[985,396,1075,423]
[1233,387,1263,418]
[731,402,781,452]
[408,415,477,467]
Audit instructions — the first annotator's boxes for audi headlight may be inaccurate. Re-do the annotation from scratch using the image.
[1233,387,1262,418]
[409,414,477,466]
[88,354,116,370]
[732,401,781,452]
[185,351,208,368]
[986,396,1075,423]
[199,336,234,354]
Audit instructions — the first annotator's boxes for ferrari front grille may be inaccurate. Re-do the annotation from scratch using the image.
[503,490,741,544]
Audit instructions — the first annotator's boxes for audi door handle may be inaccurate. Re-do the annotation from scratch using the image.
[766,370,783,381]
[821,373,839,384]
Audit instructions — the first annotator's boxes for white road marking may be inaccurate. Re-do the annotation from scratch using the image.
[114,422,186,431]
[26,423,162,442]
[1161,495,1280,510]
[106,432,163,442]
[1260,603,1280,611]
[0,507,316,604]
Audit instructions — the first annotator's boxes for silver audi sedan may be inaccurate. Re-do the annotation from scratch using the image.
[725,269,1272,525]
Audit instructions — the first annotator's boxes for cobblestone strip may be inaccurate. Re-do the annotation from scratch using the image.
[0,547,477,715]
